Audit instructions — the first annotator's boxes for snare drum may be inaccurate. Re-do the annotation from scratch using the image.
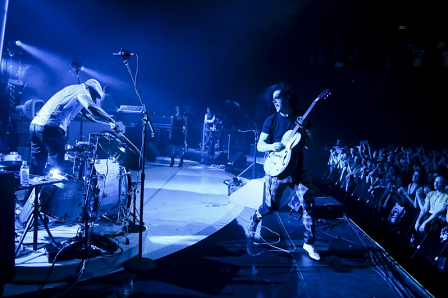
[94,159,131,222]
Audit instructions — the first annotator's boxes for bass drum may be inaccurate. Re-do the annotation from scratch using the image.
[94,159,131,224]
[38,170,85,224]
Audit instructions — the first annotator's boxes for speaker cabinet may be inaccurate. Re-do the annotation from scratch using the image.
[0,172,15,284]
[213,152,228,165]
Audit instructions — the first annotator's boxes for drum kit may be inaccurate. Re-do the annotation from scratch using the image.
[18,130,141,228]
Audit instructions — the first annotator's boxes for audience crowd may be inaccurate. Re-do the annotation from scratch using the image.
[322,139,448,269]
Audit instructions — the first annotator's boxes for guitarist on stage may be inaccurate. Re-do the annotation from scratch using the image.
[248,82,321,261]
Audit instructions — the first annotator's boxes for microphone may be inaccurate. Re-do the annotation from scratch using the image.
[113,48,135,59]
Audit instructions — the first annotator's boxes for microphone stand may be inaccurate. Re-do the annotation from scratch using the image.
[237,127,258,180]
[117,52,156,271]
[72,59,83,141]
[76,68,84,141]
[229,101,259,180]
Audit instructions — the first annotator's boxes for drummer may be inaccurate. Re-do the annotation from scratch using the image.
[29,79,120,176]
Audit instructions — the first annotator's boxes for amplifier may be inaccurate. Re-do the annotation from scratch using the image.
[315,196,344,219]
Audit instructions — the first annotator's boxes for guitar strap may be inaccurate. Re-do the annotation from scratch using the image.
[287,114,296,130]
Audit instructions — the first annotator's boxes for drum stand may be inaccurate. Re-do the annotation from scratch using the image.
[62,142,105,257]
[99,166,132,226]
[68,156,96,256]
[130,181,139,226]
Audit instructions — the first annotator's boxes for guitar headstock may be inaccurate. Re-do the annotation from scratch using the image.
[302,89,330,119]
[317,89,330,101]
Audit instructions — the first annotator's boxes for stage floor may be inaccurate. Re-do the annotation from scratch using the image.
[4,152,438,298]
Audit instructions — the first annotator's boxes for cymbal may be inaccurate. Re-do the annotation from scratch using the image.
[97,130,142,171]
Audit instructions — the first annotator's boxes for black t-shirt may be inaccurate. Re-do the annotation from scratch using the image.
[261,111,311,179]
[261,111,311,143]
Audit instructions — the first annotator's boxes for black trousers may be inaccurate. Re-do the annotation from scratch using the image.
[29,123,68,175]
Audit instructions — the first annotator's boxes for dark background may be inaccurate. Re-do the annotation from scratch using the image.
[1,0,447,152]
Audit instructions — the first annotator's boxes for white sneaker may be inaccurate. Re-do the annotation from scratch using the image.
[303,243,321,261]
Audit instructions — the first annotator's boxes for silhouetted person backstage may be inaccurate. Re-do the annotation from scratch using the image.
[169,105,187,167]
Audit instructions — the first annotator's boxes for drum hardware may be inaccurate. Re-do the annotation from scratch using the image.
[65,141,95,152]
[126,181,139,228]
[93,159,132,225]
[70,152,107,255]
[65,141,95,164]
[16,131,136,258]
[97,130,142,171]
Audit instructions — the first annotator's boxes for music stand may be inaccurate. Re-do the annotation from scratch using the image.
[115,49,156,271]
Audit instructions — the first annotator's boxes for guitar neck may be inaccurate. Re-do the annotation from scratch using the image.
[290,99,318,133]
[302,99,318,120]
[288,89,329,135]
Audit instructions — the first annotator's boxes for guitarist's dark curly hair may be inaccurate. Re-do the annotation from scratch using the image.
[263,82,299,109]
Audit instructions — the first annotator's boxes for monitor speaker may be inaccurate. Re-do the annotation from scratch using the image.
[229,152,247,168]
[214,152,247,168]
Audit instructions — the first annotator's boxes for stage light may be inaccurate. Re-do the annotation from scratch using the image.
[7,40,22,57]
